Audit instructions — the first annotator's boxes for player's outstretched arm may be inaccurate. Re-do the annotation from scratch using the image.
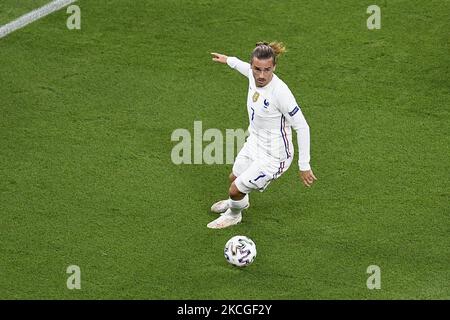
[210,53,250,77]
[211,52,228,64]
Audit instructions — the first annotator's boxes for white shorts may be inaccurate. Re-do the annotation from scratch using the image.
[232,141,292,194]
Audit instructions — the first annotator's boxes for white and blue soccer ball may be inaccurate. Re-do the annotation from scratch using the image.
[224,235,257,267]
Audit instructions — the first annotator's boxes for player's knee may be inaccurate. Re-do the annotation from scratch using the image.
[229,182,244,200]
[229,173,236,183]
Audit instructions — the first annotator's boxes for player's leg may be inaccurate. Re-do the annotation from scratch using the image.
[211,173,250,213]
[210,144,253,214]
[207,162,262,229]
[208,157,294,228]
[207,181,249,229]
[210,172,243,213]
[229,180,244,199]
[227,180,249,215]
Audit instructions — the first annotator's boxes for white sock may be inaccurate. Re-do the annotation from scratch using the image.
[228,195,249,216]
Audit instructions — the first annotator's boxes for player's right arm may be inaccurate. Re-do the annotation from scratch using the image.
[276,83,317,188]
[211,53,250,78]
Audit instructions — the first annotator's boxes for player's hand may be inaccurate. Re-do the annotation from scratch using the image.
[211,52,228,64]
[299,170,317,187]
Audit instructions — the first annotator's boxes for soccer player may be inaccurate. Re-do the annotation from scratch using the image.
[207,41,316,229]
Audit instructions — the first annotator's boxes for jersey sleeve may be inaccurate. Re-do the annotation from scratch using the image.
[276,83,311,171]
[226,57,250,78]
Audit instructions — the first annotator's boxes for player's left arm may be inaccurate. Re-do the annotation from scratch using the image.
[276,84,317,187]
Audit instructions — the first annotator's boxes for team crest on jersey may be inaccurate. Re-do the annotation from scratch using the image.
[252,92,260,102]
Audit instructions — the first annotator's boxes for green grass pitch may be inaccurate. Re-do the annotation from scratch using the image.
[0,0,448,299]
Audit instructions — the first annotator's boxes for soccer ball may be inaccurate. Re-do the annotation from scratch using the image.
[224,235,257,267]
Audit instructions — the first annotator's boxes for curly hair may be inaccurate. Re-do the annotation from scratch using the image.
[251,41,286,65]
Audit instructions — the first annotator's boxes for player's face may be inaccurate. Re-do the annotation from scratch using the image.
[251,57,276,87]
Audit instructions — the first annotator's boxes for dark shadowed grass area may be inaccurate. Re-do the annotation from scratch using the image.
[0,0,448,299]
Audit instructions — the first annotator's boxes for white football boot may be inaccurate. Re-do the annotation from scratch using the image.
[210,199,249,214]
[207,209,242,229]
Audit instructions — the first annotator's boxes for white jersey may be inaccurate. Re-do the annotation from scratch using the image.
[227,57,311,171]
